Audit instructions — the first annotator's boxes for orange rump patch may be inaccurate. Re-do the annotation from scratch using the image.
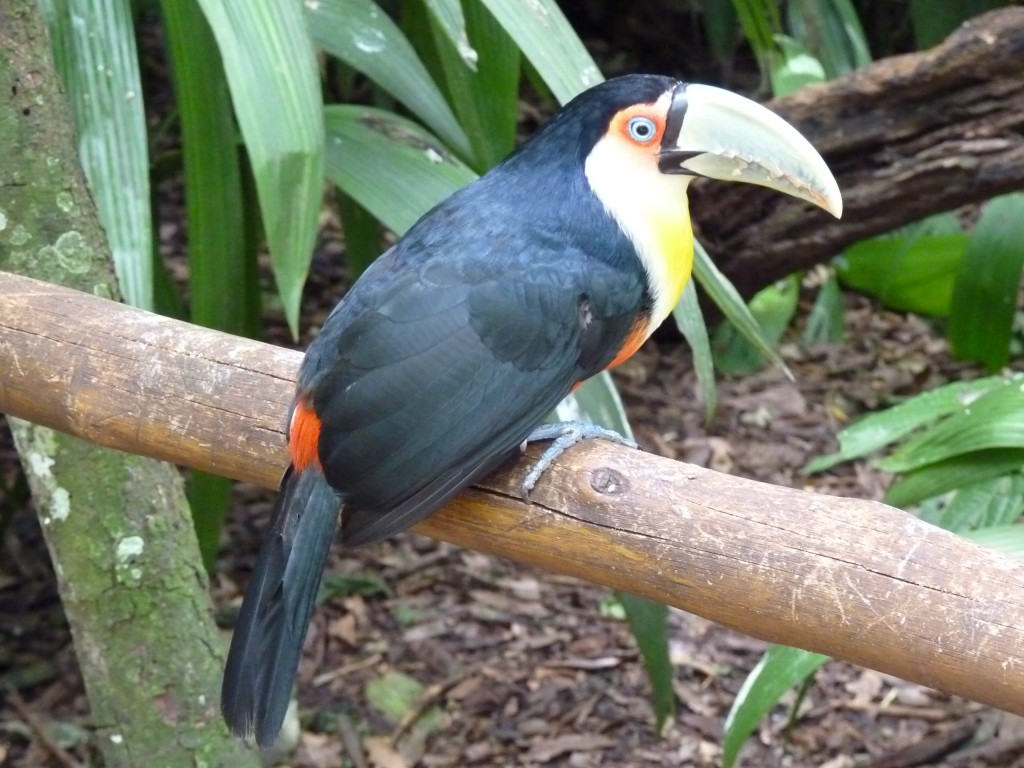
[289,398,322,471]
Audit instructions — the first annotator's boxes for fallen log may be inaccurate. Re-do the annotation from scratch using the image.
[2,269,1023,716]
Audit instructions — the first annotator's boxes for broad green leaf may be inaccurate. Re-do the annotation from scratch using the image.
[963,524,1024,561]
[366,671,424,721]
[365,671,441,733]
[730,0,783,77]
[324,105,477,236]
[723,645,828,768]
[306,0,472,157]
[889,211,965,240]
[553,373,634,441]
[195,0,324,337]
[712,275,799,377]
[879,378,1024,474]
[802,270,844,346]
[39,0,153,309]
[787,0,872,78]
[769,35,826,96]
[693,240,791,378]
[422,0,478,69]
[837,233,967,317]
[187,471,233,573]
[948,192,1024,371]
[805,375,1004,473]
[478,0,602,104]
[886,449,1024,509]
[162,0,256,336]
[919,473,1024,532]
[429,0,520,171]
[673,281,717,421]
[617,592,675,732]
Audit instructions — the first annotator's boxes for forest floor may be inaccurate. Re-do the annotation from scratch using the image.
[3,251,1023,766]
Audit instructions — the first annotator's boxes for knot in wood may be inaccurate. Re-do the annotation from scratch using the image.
[590,467,628,495]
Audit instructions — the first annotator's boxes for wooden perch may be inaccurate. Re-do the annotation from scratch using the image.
[694,7,1024,298]
[3,269,1024,717]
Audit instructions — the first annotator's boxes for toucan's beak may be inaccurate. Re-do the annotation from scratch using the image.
[658,83,842,218]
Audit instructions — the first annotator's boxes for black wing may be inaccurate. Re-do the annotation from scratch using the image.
[303,237,645,547]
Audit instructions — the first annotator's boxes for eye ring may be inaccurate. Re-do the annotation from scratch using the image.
[627,116,658,144]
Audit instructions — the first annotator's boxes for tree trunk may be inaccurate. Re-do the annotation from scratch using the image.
[0,3,255,765]
[692,6,1024,299]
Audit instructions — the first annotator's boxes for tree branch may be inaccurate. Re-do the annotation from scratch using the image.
[3,269,1024,716]
[693,7,1024,298]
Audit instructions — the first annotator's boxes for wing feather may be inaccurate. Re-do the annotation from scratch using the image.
[305,236,645,546]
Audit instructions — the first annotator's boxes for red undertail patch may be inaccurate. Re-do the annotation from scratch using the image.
[289,398,322,471]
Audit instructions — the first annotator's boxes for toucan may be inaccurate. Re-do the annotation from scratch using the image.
[221,74,841,747]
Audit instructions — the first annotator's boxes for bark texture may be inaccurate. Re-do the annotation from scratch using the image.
[0,2,254,765]
[692,7,1024,298]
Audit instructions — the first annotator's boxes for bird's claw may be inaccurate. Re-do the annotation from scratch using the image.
[520,421,637,500]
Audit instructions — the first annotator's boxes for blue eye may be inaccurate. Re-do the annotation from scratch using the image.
[627,116,657,143]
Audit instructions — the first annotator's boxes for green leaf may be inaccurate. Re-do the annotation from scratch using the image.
[962,524,1024,561]
[306,0,472,157]
[712,275,799,377]
[802,270,844,346]
[730,0,783,79]
[422,0,478,69]
[786,0,872,78]
[477,0,602,104]
[693,240,791,378]
[366,671,428,723]
[769,35,826,96]
[722,645,829,768]
[879,377,1024,474]
[187,471,233,573]
[617,592,675,732]
[429,0,520,171]
[837,233,967,317]
[805,375,1005,473]
[948,192,1024,371]
[162,0,258,337]
[39,0,153,309]
[195,0,325,337]
[673,281,717,421]
[920,473,1024,533]
[885,448,1024,509]
[324,105,477,236]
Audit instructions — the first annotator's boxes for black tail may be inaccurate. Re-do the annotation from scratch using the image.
[221,467,341,747]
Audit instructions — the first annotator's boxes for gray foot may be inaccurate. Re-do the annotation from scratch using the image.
[520,421,637,499]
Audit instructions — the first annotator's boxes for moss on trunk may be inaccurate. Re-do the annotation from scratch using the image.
[0,2,255,765]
